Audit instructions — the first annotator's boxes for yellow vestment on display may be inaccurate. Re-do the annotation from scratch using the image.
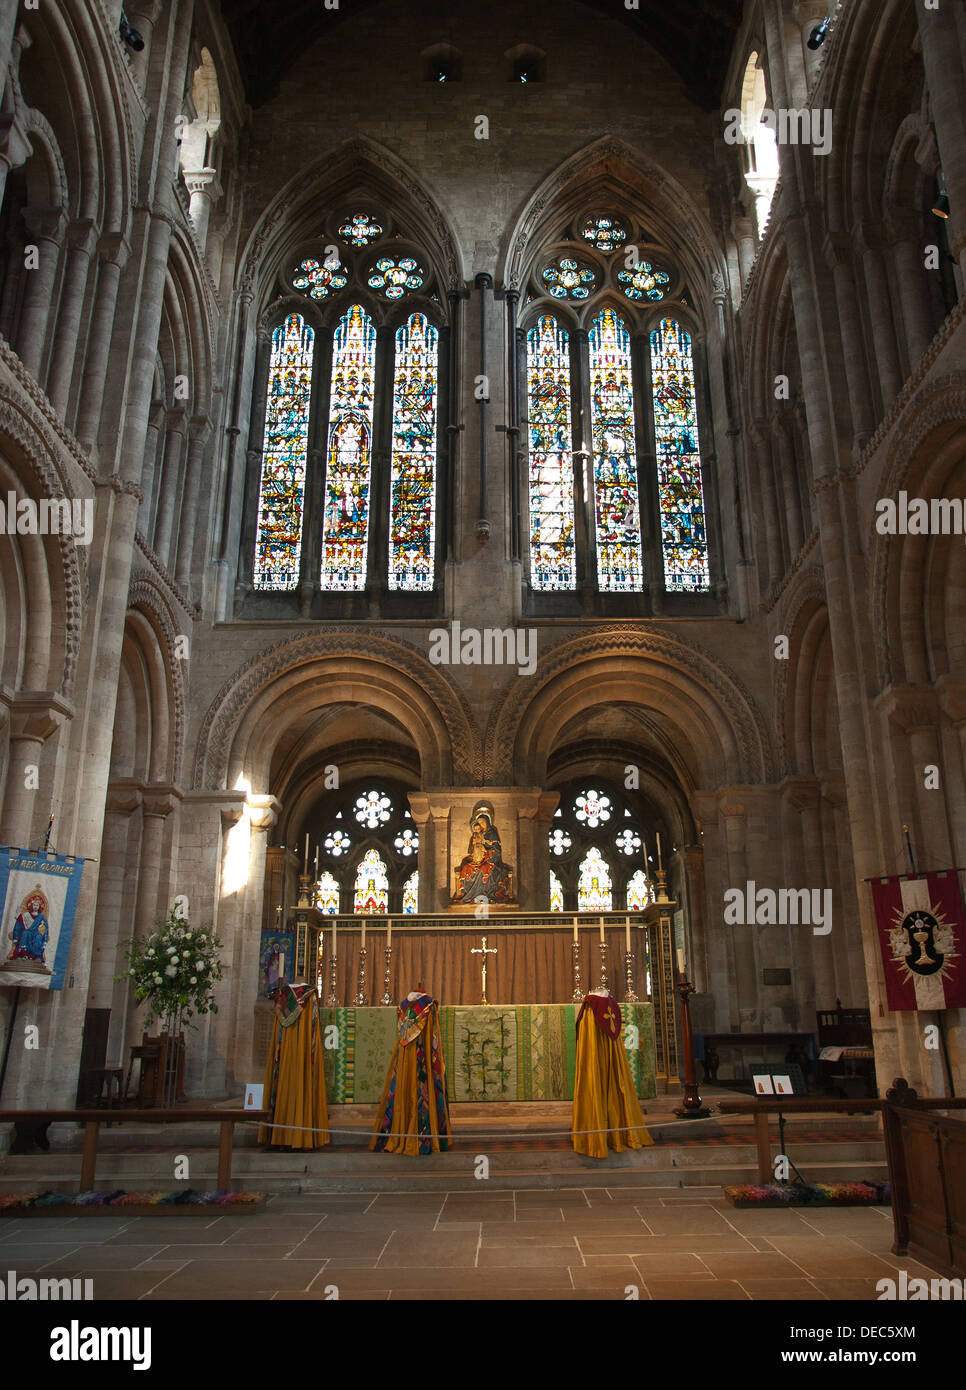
[572,990,653,1159]
[370,991,451,1156]
[258,982,329,1150]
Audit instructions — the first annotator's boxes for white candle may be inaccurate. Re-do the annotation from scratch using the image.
[314,846,319,876]
[625,917,631,954]
[572,918,578,943]
[386,919,391,948]
[677,947,685,976]
[361,922,366,948]
[656,832,663,870]
[332,921,337,958]
[599,917,605,943]
[304,834,310,874]
[278,954,285,978]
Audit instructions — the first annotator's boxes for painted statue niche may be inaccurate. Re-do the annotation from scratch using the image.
[451,805,515,905]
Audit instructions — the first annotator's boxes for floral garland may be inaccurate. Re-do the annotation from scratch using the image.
[725,1181,889,1206]
[116,906,224,1031]
[0,1190,262,1210]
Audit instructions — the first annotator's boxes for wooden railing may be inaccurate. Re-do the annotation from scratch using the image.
[0,1109,268,1192]
[718,1083,966,1276]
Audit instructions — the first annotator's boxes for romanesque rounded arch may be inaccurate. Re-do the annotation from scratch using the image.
[126,575,188,784]
[775,568,835,777]
[484,627,774,787]
[192,630,480,791]
[0,383,85,695]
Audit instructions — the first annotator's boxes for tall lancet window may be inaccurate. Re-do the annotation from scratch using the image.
[588,308,643,592]
[254,314,315,589]
[354,848,389,914]
[526,314,576,590]
[321,304,377,590]
[388,312,439,590]
[650,317,710,592]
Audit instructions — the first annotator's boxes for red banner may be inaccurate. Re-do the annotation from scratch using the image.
[869,870,966,1011]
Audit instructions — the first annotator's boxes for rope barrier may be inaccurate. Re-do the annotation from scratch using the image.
[242,1113,728,1142]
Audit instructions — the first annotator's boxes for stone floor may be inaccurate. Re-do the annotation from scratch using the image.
[0,1189,934,1300]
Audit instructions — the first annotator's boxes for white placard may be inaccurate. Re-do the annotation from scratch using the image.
[752,1074,774,1095]
[772,1073,793,1096]
[244,1083,264,1110]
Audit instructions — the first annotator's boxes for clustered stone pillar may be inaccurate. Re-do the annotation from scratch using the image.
[17,207,66,381]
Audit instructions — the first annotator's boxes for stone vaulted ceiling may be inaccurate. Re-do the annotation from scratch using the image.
[222,0,744,111]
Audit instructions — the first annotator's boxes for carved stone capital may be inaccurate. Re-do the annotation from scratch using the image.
[820,773,848,808]
[937,678,966,727]
[878,684,939,734]
[97,232,131,269]
[106,780,143,816]
[247,793,282,832]
[22,205,67,245]
[7,692,73,743]
[142,785,181,819]
[782,776,821,812]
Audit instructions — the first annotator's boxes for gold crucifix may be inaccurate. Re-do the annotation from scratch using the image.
[470,936,498,1005]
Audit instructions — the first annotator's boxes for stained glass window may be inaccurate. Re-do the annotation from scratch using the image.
[549,827,572,856]
[403,870,419,914]
[316,871,340,914]
[588,308,644,592]
[368,256,424,300]
[388,313,439,591]
[324,829,351,857]
[292,256,349,300]
[549,870,564,912]
[575,789,611,826]
[541,257,597,300]
[354,848,389,914]
[626,869,650,911]
[394,827,418,856]
[615,828,641,856]
[354,790,393,828]
[339,213,383,247]
[526,315,576,590]
[577,848,612,911]
[581,216,627,253]
[253,314,315,591]
[617,261,669,302]
[321,304,377,590]
[649,318,710,592]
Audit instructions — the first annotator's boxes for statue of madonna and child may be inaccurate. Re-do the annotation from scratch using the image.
[451,805,515,905]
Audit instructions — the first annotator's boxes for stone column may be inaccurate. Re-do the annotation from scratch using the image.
[231,794,281,1084]
[175,417,211,593]
[0,696,71,845]
[17,207,66,381]
[153,408,188,565]
[138,401,166,537]
[720,797,758,1030]
[749,422,783,592]
[692,792,731,1029]
[883,688,952,864]
[94,783,143,1062]
[45,219,97,417]
[515,790,560,912]
[856,221,904,409]
[680,845,708,993]
[408,791,450,913]
[792,0,829,92]
[823,235,876,454]
[74,234,130,454]
[184,168,222,253]
[780,779,818,1027]
[773,413,804,558]
[134,789,179,941]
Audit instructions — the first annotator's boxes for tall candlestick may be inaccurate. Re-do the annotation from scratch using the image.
[599,916,605,944]
[677,946,685,977]
[304,834,309,875]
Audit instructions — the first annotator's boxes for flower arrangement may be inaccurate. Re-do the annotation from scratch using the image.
[725,1181,889,1207]
[0,1190,264,1214]
[117,905,223,1036]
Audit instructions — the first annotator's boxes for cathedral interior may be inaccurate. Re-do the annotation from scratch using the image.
[0,0,964,1304]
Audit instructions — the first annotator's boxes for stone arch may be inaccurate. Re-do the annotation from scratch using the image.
[871,373,966,688]
[126,576,188,785]
[500,136,727,317]
[192,630,480,791]
[238,136,462,299]
[776,568,837,778]
[484,626,773,788]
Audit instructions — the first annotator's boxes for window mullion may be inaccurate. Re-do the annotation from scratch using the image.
[302,322,333,615]
[633,326,661,613]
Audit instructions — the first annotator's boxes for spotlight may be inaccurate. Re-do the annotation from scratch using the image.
[932,175,950,220]
[807,15,831,49]
[119,11,145,51]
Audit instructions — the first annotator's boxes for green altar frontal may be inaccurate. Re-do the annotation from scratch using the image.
[320,1002,656,1104]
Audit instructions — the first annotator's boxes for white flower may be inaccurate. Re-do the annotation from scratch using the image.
[165,964,177,977]
[195,959,204,970]
[146,949,154,958]
[189,977,197,985]
[129,968,135,976]
[170,956,179,965]
[153,974,163,985]
[167,946,176,955]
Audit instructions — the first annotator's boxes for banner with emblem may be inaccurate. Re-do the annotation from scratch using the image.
[869,870,966,1011]
[0,848,85,991]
